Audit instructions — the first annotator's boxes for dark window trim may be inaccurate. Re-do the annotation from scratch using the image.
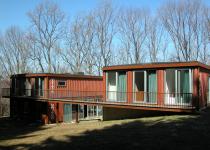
[57,80,67,87]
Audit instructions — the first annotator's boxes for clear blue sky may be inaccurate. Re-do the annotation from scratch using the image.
[0,0,210,32]
[0,0,165,31]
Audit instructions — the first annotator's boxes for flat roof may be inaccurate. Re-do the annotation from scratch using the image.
[11,73,102,80]
[103,61,210,71]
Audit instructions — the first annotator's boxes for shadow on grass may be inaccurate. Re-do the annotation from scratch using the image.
[0,117,49,141]
[1,109,210,150]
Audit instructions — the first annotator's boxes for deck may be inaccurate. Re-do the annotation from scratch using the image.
[1,88,196,112]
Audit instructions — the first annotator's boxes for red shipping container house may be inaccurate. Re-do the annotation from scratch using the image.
[2,61,210,123]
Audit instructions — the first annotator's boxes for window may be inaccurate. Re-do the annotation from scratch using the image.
[25,78,31,96]
[165,69,192,104]
[78,105,103,120]
[133,70,157,103]
[87,105,102,118]
[106,71,127,102]
[36,78,44,96]
[58,80,67,87]
[133,71,145,102]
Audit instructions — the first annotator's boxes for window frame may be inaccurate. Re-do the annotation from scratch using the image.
[164,68,193,105]
[106,71,127,102]
[133,70,157,104]
[57,80,67,87]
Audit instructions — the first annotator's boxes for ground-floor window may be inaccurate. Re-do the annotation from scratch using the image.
[79,105,102,120]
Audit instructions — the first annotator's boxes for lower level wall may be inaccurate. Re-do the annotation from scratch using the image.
[10,98,48,122]
[102,107,177,121]
[11,98,191,124]
[47,101,78,124]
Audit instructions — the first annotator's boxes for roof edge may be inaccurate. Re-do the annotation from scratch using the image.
[103,61,210,71]
[10,73,102,80]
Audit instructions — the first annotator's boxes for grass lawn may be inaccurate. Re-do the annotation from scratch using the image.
[0,109,210,150]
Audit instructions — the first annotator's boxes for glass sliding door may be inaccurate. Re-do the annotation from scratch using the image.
[134,71,145,102]
[107,71,127,102]
[97,106,103,116]
[117,72,127,102]
[107,72,117,101]
[78,105,84,119]
[165,69,192,105]
[165,69,176,104]
[38,78,44,96]
[25,78,32,96]
[35,78,44,96]
[177,69,191,103]
[63,104,72,123]
[147,70,157,103]
[87,105,102,118]
[133,70,157,103]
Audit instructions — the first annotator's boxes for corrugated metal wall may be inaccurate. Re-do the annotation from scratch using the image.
[49,78,102,91]
[157,69,164,105]
[48,77,103,98]
[127,71,133,104]
[199,69,209,109]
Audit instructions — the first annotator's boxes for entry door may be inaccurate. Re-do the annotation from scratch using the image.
[63,104,72,123]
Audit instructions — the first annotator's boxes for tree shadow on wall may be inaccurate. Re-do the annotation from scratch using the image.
[1,108,210,150]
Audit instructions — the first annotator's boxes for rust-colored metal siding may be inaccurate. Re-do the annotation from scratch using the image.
[47,101,64,123]
[199,68,210,109]
[49,78,102,92]
[47,77,103,99]
[47,101,58,123]
[157,69,164,105]
[103,72,106,102]
[127,71,133,104]
[193,68,199,108]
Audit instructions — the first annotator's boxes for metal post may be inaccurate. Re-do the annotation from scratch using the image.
[75,104,79,123]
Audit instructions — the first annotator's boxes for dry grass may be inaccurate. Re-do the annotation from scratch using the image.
[0,110,210,150]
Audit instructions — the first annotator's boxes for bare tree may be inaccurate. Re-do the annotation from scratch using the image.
[118,7,149,64]
[83,14,97,75]
[62,13,96,74]
[199,7,210,63]
[146,16,168,62]
[159,0,205,62]
[0,26,30,77]
[27,32,45,73]
[27,1,66,73]
[94,1,116,75]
